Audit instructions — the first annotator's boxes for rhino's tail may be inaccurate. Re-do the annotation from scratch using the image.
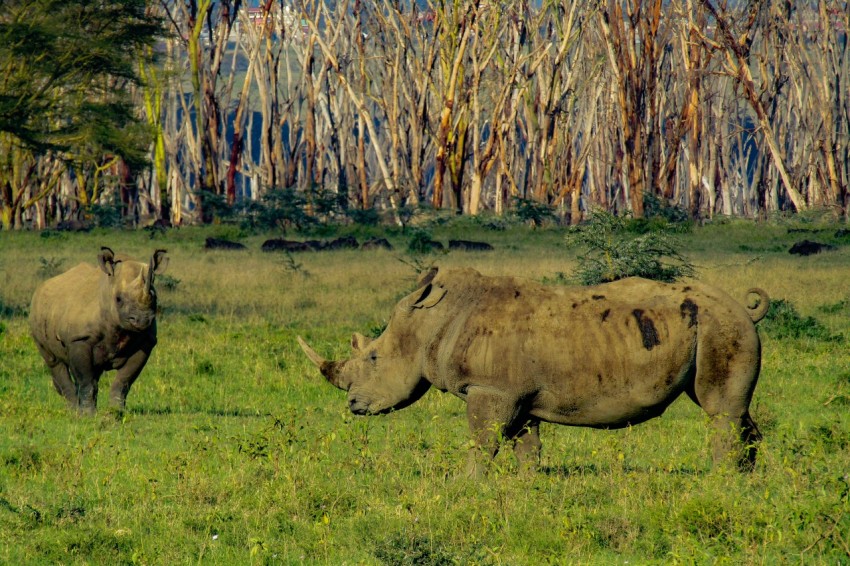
[745,288,770,323]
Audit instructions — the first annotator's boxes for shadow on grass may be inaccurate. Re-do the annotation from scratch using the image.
[128,405,269,418]
[541,463,703,478]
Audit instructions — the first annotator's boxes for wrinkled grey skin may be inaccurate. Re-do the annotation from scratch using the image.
[299,267,769,476]
[30,247,168,415]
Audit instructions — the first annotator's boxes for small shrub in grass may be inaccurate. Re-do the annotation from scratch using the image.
[0,298,26,318]
[37,257,64,279]
[568,210,696,285]
[373,533,457,566]
[156,274,180,291]
[761,299,842,342]
[406,228,442,254]
[818,297,850,314]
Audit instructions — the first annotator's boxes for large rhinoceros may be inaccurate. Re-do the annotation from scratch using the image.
[299,266,769,475]
[29,247,168,415]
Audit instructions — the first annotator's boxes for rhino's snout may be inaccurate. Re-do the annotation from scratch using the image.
[122,309,155,331]
[349,397,370,415]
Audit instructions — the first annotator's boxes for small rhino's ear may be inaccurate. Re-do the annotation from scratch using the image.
[351,332,372,352]
[151,249,169,275]
[98,247,116,276]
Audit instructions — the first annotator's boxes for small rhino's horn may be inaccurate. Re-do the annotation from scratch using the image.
[297,337,345,390]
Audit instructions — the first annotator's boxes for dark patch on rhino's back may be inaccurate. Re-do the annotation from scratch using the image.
[680,299,699,328]
[632,309,661,350]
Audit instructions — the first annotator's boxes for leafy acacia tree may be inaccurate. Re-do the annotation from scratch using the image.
[0,0,162,229]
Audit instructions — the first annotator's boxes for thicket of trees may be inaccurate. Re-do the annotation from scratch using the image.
[1,0,848,230]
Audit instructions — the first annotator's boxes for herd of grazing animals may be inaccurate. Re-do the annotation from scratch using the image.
[29,247,770,475]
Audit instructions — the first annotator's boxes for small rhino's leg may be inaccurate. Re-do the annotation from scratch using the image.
[510,418,542,472]
[109,347,152,411]
[68,342,100,416]
[48,363,79,408]
[109,338,155,410]
[464,386,521,477]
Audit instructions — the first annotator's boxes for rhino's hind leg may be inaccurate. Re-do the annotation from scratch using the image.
[509,418,542,472]
[709,411,762,472]
[688,318,763,471]
[48,363,79,409]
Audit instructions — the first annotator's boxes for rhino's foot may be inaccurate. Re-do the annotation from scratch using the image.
[77,405,97,417]
[709,412,761,473]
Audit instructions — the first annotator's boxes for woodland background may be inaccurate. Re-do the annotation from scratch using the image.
[1,0,848,230]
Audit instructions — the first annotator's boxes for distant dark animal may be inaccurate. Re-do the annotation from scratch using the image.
[205,237,246,250]
[449,239,494,251]
[835,229,850,239]
[416,239,444,251]
[789,240,835,256]
[261,239,322,252]
[144,219,173,238]
[30,248,168,414]
[299,267,769,476]
[56,219,92,232]
[361,237,394,251]
[324,236,359,250]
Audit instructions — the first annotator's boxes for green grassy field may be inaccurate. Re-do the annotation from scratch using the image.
[1,218,849,564]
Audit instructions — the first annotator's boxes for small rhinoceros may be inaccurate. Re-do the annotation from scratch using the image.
[299,267,769,475]
[29,247,168,414]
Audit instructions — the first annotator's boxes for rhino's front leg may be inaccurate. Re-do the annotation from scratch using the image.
[109,345,153,411]
[465,386,523,477]
[67,341,101,416]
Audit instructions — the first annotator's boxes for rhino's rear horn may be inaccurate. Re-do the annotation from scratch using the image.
[297,337,346,390]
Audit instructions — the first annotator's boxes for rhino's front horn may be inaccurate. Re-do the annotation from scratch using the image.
[297,337,346,390]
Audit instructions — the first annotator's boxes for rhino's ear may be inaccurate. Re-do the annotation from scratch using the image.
[416,266,439,289]
[98,247,117,276]
[151,249,169,275]
[411,283,447,310]
[351,332,372,352]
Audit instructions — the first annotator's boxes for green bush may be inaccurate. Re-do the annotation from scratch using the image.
[87,202,123,228]
[346,207,381,226]
[511,197,556,228]
[642,193,691,225]
[238,189,316,231]
[406,228,442,254]
[568,210,696,285]
[762,299,842,342]
[37,257,64,279]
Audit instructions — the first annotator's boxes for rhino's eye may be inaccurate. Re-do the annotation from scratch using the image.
[116,295,123,306]
[368,351,378,362]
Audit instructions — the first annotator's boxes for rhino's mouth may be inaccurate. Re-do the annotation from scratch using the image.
[348,397,388,415]
[347,379,431,416]
[122,314,154,332]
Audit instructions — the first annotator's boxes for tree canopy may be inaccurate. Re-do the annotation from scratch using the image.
[0,0,162,164]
